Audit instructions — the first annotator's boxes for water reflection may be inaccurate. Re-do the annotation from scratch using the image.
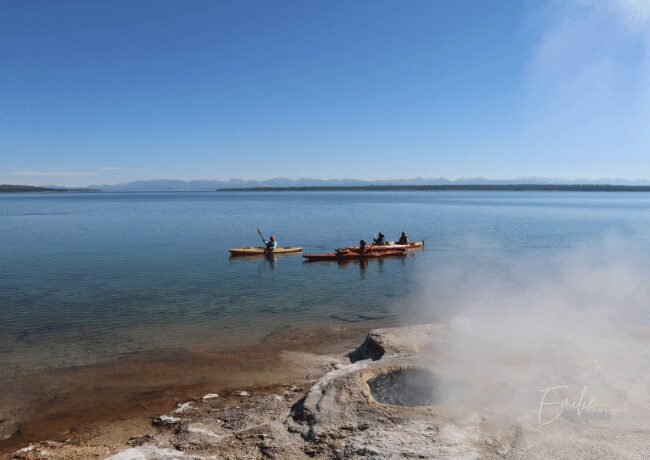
[265,254,277,270]
[229,253,286,272]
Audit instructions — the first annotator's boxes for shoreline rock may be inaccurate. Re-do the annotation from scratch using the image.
[7,323,650,459]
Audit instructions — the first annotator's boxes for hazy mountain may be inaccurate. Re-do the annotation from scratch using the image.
[85,177,650,192]
[88,178,370,191]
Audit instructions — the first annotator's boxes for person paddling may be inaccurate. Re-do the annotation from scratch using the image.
[373,232,386,245]
[266,235,278,252]
[257,228,277,252]
[359,239,368,255]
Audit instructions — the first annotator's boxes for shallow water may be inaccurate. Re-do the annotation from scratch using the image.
[2,191,650,376]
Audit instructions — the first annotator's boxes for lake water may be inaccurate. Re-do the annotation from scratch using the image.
[2,191,650,377]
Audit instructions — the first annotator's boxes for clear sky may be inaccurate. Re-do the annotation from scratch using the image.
[2,0,649,186]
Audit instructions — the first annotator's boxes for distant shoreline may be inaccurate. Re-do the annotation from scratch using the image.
[0,185,95,193]
[217,184,650,192]
[6,184,650,193]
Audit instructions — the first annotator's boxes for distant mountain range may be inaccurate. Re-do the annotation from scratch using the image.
[6,177,650,193]
[85,177,650,192]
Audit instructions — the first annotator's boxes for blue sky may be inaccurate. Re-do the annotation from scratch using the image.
[2,0,649,186]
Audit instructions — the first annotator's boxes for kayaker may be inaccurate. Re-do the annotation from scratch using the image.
[266,235,278,251]
[359,239,368,254]
[398,232,409,244]
[373,232,386,245]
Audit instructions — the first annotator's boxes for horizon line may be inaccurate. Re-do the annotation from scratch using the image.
[8,183,650,193]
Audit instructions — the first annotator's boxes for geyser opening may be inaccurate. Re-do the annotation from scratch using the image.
[367,367,444,407]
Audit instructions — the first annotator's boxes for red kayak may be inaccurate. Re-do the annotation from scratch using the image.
[303,250,407,262]
[335,240,424,254]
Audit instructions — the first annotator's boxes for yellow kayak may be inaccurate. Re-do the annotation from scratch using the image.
[228,247,303,256]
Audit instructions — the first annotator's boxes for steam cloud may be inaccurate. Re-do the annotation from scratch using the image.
[408,235,650,442]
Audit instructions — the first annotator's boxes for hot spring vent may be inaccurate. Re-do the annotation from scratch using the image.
[367,367,467,407]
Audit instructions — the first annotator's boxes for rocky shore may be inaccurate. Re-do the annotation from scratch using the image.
[5,323,649,459]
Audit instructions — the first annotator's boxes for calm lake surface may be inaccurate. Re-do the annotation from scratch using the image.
[2,191,650,376]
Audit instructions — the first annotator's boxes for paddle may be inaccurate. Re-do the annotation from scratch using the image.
[257,227,267,245]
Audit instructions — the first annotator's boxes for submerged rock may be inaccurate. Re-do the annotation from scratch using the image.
[0,417,20,441]
[127,434,155,447]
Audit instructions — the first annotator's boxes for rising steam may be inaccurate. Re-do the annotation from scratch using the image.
[409,235,650,438]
